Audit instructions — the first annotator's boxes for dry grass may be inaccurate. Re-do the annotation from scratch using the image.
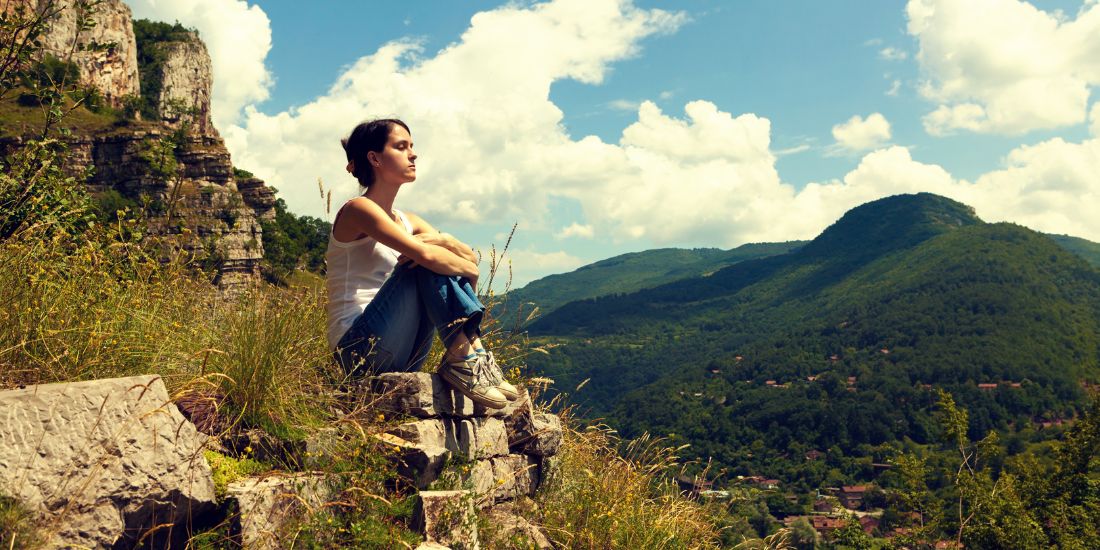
[0,217,337,440]
[536,415,722,549]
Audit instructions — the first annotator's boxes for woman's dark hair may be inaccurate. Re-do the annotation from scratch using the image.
[340,118,410,189]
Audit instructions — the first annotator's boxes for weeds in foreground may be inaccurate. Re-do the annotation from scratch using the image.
[536,416,722,549]
[0,494,45,550]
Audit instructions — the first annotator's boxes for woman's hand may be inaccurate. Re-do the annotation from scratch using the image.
[396,233,445,265]
[399,232,477,265]
[398,234,479,286]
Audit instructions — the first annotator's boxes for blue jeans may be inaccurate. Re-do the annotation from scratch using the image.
[334,264,485,376]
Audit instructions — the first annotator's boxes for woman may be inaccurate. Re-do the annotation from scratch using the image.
[326,118,518,409]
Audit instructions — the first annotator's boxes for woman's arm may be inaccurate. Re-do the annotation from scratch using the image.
[405,212,478,265]
[340,198,478,279]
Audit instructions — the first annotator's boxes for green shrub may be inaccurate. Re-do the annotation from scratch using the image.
[203,450,269,500]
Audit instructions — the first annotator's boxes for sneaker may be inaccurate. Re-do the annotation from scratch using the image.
[438,355,508,409]
[480,351,520,400]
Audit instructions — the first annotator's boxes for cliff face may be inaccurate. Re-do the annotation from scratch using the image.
[150,32,215,136]
[12,0,141,108]
[5,0,278,288]
[63,130,276,286]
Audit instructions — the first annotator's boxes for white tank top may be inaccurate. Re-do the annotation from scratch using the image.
[325,206,414,351]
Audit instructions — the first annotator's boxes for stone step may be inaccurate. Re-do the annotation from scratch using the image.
[226,473,337,550]
[415,490,479,550]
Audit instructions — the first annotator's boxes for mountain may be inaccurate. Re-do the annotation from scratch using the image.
[501,242,805,320]
[526,193,1100,479]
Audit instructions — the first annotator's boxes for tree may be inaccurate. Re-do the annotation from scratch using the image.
[787,517,819,550]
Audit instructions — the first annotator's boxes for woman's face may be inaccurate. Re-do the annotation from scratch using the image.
[372,124,417,185]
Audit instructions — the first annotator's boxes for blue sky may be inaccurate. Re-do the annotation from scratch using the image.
[126,0,1100,288]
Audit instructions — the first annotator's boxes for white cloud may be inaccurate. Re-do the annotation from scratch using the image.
[879,47,908,61]
[124,0,273,128]
[886,79,902,96]
[908,0,1100,135]
[555,222,594,239]
[798,136,1100,243]
[968,136,1100,238]
[829,113,892,154]
[206,0,1100,284]
[1090,102,1100,137]
[491,249,586,288]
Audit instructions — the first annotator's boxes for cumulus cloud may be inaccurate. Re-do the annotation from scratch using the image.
[828,113,892,155]
[886,79,902,96]
[908,0,1100,135]
[556,222,594,239]
[124,0,273,128]
[799,135,1100,242]
[968,137,1100,238]
[1090,103,1100,136]
[201,0,1100,284]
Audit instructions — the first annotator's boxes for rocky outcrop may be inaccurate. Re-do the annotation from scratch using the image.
[12,0,141,107]
[147,31,216,136]
[415,490,479,550]
[226,474,339,550]
[3,0,278,288]
[50,128,275,287]
[372,372,561,547]
[0,375,216,549]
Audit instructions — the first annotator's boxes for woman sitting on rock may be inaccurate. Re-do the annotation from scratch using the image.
[326,118,518,409]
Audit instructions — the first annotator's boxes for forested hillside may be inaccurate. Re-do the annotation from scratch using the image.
[526,193,1100,484]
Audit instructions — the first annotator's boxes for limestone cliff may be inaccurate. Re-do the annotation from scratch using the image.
[67,129,276,287]
[9,0,141,108]
[148,32,216,136]
[3,0,278,287]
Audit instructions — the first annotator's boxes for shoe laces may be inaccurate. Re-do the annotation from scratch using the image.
[480,351,504,385]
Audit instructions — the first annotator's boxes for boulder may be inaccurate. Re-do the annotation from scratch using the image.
[377,433,451,490]
[503,392,562,457]
[484,502,553,549]
[454,417,510,460]
[226,473,337,550]
[370,372,508,418]
[524,412,563,457]
[490,455,540,501]
[416,490,479,550]
[387,416,509,461]
[459,454,540,507]
[0,375,216,549]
